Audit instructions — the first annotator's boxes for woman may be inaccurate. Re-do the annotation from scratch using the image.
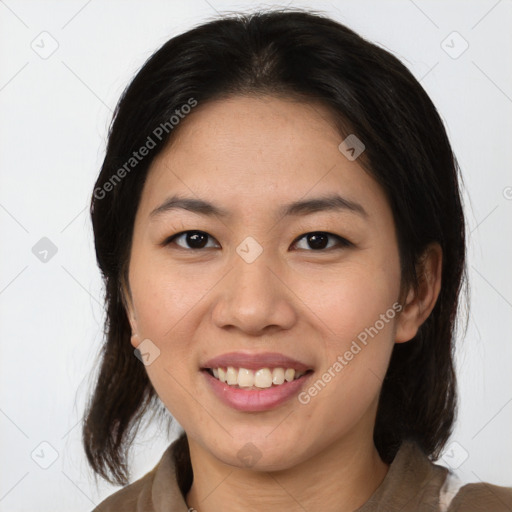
[83,9,512,512]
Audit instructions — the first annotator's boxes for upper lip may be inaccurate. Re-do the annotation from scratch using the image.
[201,351,313,372]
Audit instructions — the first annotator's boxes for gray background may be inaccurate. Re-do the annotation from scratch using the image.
[0,0,511,510]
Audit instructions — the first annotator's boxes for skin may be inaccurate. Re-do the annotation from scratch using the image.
[122,95,442,512]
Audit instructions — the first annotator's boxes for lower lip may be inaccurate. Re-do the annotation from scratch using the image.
[202,370,313,412]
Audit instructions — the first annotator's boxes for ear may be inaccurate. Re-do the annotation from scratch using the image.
[395,242,442,343]
[119,278,141,349]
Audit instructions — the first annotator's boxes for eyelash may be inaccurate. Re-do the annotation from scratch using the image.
[163,230,353,252]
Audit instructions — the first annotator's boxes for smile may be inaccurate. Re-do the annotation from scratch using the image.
[201,368,314,412]
[205,366,310,389]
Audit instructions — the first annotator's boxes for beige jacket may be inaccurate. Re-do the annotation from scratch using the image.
[92,435,512,511]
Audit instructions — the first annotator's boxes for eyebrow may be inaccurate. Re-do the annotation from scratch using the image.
[149,193,368,220]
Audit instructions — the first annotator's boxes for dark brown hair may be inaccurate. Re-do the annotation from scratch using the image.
[83,8,467,486]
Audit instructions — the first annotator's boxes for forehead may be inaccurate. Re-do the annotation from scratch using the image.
[136,95,386,221]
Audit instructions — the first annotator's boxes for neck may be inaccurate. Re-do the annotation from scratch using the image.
[185,434,389,512]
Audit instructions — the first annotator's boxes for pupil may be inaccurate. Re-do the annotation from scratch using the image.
[188,231,208,248]
[308,233,327,250]
[185,232,329,250]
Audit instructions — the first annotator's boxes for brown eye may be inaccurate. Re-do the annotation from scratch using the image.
[165,230,219,250]
[293,232,352,251]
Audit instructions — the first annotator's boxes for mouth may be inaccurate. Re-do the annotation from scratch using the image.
[201,366,314,390]
[199,351,315,411]
[201,366,314,412]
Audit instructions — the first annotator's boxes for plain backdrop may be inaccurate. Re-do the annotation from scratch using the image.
[0,0,511,510]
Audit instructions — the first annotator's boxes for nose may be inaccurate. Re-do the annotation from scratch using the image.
[211,248,297,336]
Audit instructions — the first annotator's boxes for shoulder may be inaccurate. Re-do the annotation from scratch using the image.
[91,464,158,512]
[375,440,512,512]
[89,436,189,511]
[90,438,186,512]
[447,481,512,512]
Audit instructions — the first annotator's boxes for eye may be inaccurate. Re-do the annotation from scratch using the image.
[164,230,219,250]
[292,231,352,251]
[163,230,352,252]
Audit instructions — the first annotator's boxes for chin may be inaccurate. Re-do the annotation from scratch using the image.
[207,433,305,471]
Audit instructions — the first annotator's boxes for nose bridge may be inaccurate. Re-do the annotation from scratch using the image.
[212,240,296,333]
[234,248,275,299]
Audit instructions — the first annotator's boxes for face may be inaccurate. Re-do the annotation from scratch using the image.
[124,95,406,471]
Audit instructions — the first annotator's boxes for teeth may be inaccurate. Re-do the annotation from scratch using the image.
[237,368,253,388]
[210,367,307,388]
[226,366,238,385]
[254,368,273,388]
[272,367,285,385]
[284,368,295,382]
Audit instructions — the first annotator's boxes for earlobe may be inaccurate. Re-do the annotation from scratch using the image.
[395,243,443,344]
[127,311,140,347]
[130,332,141,349]
[127,310,141,349]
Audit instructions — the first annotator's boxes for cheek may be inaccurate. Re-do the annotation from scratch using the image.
[127,260,207,421]
[306,261,400,341]
[129,254,215,342]
[305,262,400,395]
[127,250,223,399]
